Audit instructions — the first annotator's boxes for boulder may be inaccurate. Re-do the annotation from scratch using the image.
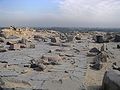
[41,55,62,65]
[114,34,120,42]
[87,52,98,57]
[90,51,107,70]
[117,45,120,49]
[94,52,107,63]
[95,35,104,43]
[75,36,81,40]
[20,44,26,48]
[42,55,62,61]
[50,37,60,43]
[0,48,7,52]
[102,70,120,90]
[34,64,46,71]
[90,62,103,70]
[87,47,100,57]
[89,47,100,53]
[30,60,46,71]
[30,63,39,68]
[112,62,120,71]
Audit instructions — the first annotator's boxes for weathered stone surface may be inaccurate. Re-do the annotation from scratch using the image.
[0,71,19,77]
[102,70,120,90]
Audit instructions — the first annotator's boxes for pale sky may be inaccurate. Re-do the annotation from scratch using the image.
[0,0,120,27]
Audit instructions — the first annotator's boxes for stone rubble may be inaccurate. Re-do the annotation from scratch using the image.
[0,26,119,90]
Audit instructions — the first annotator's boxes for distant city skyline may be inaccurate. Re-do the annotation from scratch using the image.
[0,0,120,27]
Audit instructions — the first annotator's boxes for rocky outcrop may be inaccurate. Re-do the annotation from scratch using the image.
[1,26,35,40]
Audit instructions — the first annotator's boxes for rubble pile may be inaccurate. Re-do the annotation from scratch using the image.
[1,26,35,40]
[0,27,119,90]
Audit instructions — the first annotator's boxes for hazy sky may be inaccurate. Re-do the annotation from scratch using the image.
[0,0,120,27]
